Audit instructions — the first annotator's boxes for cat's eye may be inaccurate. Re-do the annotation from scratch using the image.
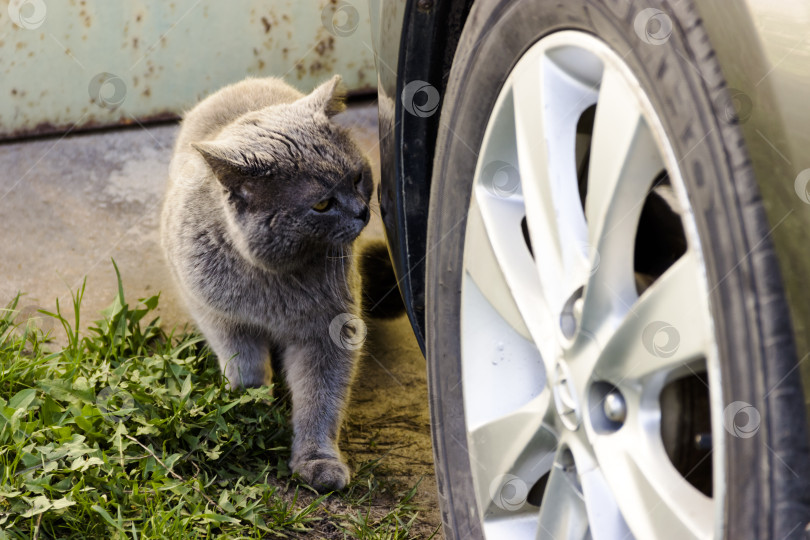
[312,199,332,212]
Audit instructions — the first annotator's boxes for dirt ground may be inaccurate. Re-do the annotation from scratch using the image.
[323,103,440,536]
[345,314,439,532]
[0,98,441,536]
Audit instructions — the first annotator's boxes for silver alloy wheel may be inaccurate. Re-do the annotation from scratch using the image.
[460,31,723,539]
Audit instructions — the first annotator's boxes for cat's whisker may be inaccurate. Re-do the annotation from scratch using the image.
[326,250,353,260]
[341,245,349,298]
[360,198,382,219]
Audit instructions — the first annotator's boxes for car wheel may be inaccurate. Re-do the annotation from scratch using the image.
[425,1,810,539]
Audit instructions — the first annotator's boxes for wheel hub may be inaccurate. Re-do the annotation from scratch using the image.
[552,360,580,430]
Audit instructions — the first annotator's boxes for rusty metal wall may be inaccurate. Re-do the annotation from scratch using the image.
[0,0,377,140]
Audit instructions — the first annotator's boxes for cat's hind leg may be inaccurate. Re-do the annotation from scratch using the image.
[282,338,356,492]
[196,316,271,389]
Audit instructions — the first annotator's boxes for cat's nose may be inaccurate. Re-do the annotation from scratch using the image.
[356,206,369,223]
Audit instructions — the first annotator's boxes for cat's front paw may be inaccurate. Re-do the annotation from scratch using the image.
[293,457,350,492]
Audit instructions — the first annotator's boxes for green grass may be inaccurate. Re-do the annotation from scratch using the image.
[0,263,435,539]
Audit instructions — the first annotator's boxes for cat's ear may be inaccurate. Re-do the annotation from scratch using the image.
[192,140,253,189]
[298,74,347,118]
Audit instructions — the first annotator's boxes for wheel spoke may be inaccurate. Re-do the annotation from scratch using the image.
[461,262,547,430]
[591,421,713,539]
[469,82,561,366]
[467,392,558,519]
[512,54,597,320]
[585,64,664,247]
[580,65,666,335]
[592,250,711,389]
[464,196,534,342]
[579,466,633,540]
[535,448,590,540]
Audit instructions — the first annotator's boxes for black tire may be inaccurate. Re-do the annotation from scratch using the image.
[425,1,810,539]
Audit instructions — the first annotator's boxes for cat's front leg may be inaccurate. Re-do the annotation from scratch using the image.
[195,315,271,389]
[282,337,357,492]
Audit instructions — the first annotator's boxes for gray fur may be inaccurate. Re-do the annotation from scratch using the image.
[160,75,372,491]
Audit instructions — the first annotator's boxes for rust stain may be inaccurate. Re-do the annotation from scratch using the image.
[0,111,179,142]
[79,9,92,28]
[309,61,324,76]
[261,16,271,33]
[315,37,335,56]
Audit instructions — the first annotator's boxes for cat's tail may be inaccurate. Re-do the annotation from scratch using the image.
[357,239,406,319]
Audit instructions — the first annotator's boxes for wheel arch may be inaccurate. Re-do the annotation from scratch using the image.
[382,0,474,350]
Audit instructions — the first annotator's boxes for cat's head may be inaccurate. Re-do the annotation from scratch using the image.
[192,75,373,268]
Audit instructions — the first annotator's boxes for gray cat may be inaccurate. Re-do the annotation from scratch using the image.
[160,75,372,492]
